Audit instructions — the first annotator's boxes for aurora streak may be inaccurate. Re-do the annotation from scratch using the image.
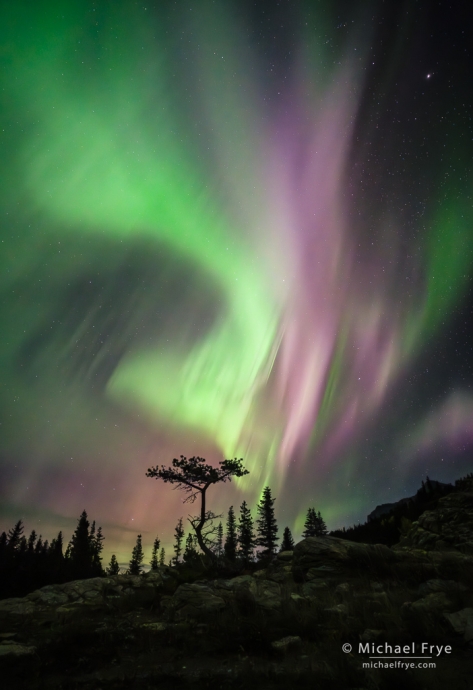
[1,0,472,561]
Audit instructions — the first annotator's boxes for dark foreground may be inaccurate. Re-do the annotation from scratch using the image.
[2,492,473,689]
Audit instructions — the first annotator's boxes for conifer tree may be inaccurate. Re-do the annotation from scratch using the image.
[215,522,223,558]
[27,530,37,553]
[107,554,120,575]
[237,500,255,563]
[69,510,92,577]
[280,526,295,551]
[49,531,64,572]
[91,526,105,573]
[150,537,160,570]
[183,533,199,562]
[224,506,237,561]
[18,536,27,555]
[302,508,317,537]
[173,517,185,565]
[7,520,24,550]
[146,455,249,561]
[35,535,43,553]
[302,508,328,537]
[316,510,328,536]
[129,534,144,575]
[50,531,63,556]
[159,547,165,566]
[0,532,7,552]
[256,487,278,558]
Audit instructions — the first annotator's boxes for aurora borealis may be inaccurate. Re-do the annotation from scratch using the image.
[1,0,472,562]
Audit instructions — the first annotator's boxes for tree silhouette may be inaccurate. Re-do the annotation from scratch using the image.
[302,508,328,538]
[129,534,144,575]
[107,554,120,575]
[280,526,295,551]
[150,537,160,570]
[215,522,224,558]
[7,520,24,551]
[183,533,199,563]
[91,526,104,573]
[69,511,93,578]
[146,455,249,560]
[27,530,37,553]
[159,547,165,567]
[238,500,255,563]
[173,517,185,565]
[224,506,237,561]
[256,487,278,558]
[316,511,328,536]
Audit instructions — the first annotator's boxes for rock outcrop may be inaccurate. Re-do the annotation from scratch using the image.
[397,491,473,553]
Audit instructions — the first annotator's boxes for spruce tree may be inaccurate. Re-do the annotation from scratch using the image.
[7,520,24,550]
[0,532,7,552]
[91,526,105,574]
[256,487,278,558]
[27,530,37,553]
[302,508,318,538]
[18,535,28,555]
[224,506,237,561]
[173,517,185,565]
[302,508,328,537]
[183,533,199,562]
[150,537,160,570]
[50,531,63,557]
[69,510,92,577]
[237,500,255,563]
[159,547,165,566]
[316,511,328,536]
[107,554,120,575]
[129,534,144,575]
[215,522,223,558]
[280,526,295,551]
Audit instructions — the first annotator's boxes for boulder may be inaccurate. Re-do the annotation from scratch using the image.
[444,608,473,642]
[293,536,396,574]
[417,579,468,597]
[397,492,473,553]
[0,643,37,657]
[402,592,455,617]
[0,598,36,617]
[254,580,281,611]
[171,583,225,620]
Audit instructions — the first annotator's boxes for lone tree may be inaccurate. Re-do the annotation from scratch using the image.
[146,455,249,561]
[280,526,295,552]
[256,486,278,559]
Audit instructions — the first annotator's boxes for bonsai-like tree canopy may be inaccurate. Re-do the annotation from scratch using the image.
[146,456,249,560]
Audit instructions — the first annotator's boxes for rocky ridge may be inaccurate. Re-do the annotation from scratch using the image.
[1,492,473,688]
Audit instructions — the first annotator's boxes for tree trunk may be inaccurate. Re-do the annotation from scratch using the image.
[193,487,217,561]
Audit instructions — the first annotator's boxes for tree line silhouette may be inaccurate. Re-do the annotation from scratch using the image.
[3,452,467,600]
[0,487,327,598]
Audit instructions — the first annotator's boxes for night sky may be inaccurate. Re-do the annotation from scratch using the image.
[1,0,473,564]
